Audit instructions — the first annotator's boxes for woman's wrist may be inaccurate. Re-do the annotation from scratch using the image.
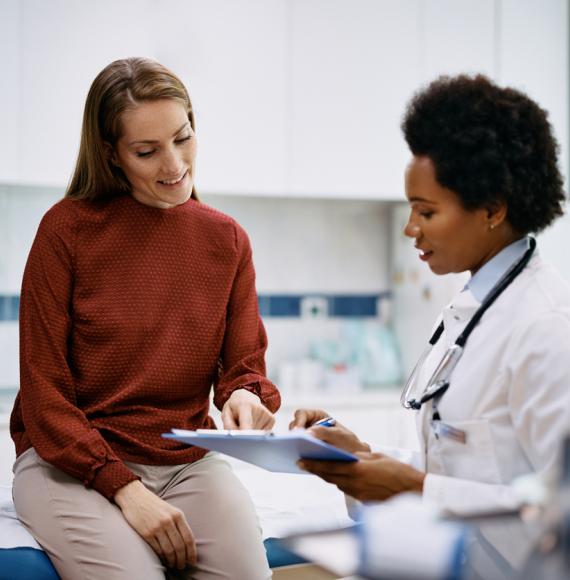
[114,479,145,508]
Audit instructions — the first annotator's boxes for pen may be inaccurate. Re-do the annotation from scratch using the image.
[312,416,336,428]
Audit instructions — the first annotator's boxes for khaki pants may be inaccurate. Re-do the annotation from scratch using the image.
[13,448,271,580]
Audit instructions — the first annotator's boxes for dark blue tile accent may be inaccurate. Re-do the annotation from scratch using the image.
[268,295,301,317]
[329,295,378,317]
[257,295,271,317]
[0,295,20,321]
[9,295,20,321]
[257,292,391,318]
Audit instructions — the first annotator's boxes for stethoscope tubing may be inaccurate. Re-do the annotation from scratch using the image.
[401,237,537,410]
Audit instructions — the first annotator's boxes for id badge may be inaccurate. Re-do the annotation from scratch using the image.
[430,420,467,444]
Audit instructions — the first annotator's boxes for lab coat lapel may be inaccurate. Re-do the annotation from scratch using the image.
[441,289,481,347]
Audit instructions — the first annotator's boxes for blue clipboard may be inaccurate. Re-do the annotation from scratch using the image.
[162,429,358,474]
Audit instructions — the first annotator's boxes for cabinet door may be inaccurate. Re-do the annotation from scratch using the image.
[423,0,495,81]
[18,0,154,187]
[161,0,288,196]
[290,0,422,200]
[499,0,568,183]
[0,0,20,184]
[499,0,569,283]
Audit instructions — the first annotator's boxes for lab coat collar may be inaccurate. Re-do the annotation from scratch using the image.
[466,237,531,303]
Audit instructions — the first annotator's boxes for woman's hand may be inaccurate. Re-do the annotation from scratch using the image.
[114,480,197,570]
[298,452,426,502]
[221,389,275,430]
[289,409,371,454]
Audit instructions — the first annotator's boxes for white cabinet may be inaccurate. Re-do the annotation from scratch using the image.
[423,0,496,80]
[498,0,568,185]
[161,0,289,196]
[498,0,570,284]
[290,0,421,199]
[14,0,154,188]
[0,0,20,184]
[2,0,567,200]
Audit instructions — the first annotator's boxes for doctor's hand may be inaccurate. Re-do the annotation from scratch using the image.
[221,388,275,430]
[298,452,426,502]
[289,409,371,454]
[114,480,197,570]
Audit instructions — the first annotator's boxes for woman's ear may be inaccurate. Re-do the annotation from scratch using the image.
[104,142,119,167]
[486,201,508,230]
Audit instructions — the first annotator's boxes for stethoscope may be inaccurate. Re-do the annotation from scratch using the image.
[400,236,537,413]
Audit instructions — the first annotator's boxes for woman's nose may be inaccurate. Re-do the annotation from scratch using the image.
[404,219,421,239]
[161,147,183,176]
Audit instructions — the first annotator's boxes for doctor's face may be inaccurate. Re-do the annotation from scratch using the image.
[404,156,496,276]
[112,99,196,209]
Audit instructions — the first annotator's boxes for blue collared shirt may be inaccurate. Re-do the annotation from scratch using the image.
[466,237,533,302]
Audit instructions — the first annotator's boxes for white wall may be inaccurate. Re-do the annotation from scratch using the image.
[0,187,391,388]
[205,195,390,293]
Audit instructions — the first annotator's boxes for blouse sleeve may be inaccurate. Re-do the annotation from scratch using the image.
[212,223,281,412]
[15,204,138,500]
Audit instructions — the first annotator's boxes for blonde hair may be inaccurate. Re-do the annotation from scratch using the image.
[66,57,199,201]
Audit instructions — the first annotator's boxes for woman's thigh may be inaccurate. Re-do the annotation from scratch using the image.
[13,449,165,580]
[155,454,271,580]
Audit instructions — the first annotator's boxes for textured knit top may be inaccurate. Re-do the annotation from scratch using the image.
[11,195,280,500]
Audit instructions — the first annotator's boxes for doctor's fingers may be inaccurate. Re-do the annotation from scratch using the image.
[300,469,394,501]
[309,425,370,453]
[300,465,397,501]
[289,408,329,429]
[335,480,397,502]
[298,459,359,476]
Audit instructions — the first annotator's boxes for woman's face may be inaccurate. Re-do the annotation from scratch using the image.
[404,156,501,276]
[113,99,196,209]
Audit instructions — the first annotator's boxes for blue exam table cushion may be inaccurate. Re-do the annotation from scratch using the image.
[0,539,305,579]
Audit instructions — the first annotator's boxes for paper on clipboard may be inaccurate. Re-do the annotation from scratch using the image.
[162,429,358,474]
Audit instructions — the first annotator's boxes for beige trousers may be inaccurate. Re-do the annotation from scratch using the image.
[13,448,271,580]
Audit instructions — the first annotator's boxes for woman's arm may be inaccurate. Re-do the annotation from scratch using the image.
[14,203,138,500]
[214,223,280,428]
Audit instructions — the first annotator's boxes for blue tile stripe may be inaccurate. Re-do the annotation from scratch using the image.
[0,293,389,320]
[0,295,19,321]
[258,292,390,318]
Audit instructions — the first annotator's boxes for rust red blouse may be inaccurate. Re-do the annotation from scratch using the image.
[11,195,280,500]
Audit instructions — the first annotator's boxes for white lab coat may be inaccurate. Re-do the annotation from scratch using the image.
[411,255,570,518]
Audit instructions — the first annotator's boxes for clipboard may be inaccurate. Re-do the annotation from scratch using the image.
[162,429,358,474]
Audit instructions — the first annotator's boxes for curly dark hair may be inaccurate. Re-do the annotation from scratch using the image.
[401,74,566,234]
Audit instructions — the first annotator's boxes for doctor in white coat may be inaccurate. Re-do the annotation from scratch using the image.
[292,75,570,526]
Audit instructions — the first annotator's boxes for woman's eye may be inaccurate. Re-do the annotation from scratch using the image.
[136,150,154,158]
[419,212,433,219]
[175,136,191,144]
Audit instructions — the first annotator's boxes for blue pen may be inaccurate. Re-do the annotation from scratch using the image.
[312,416,336,428]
